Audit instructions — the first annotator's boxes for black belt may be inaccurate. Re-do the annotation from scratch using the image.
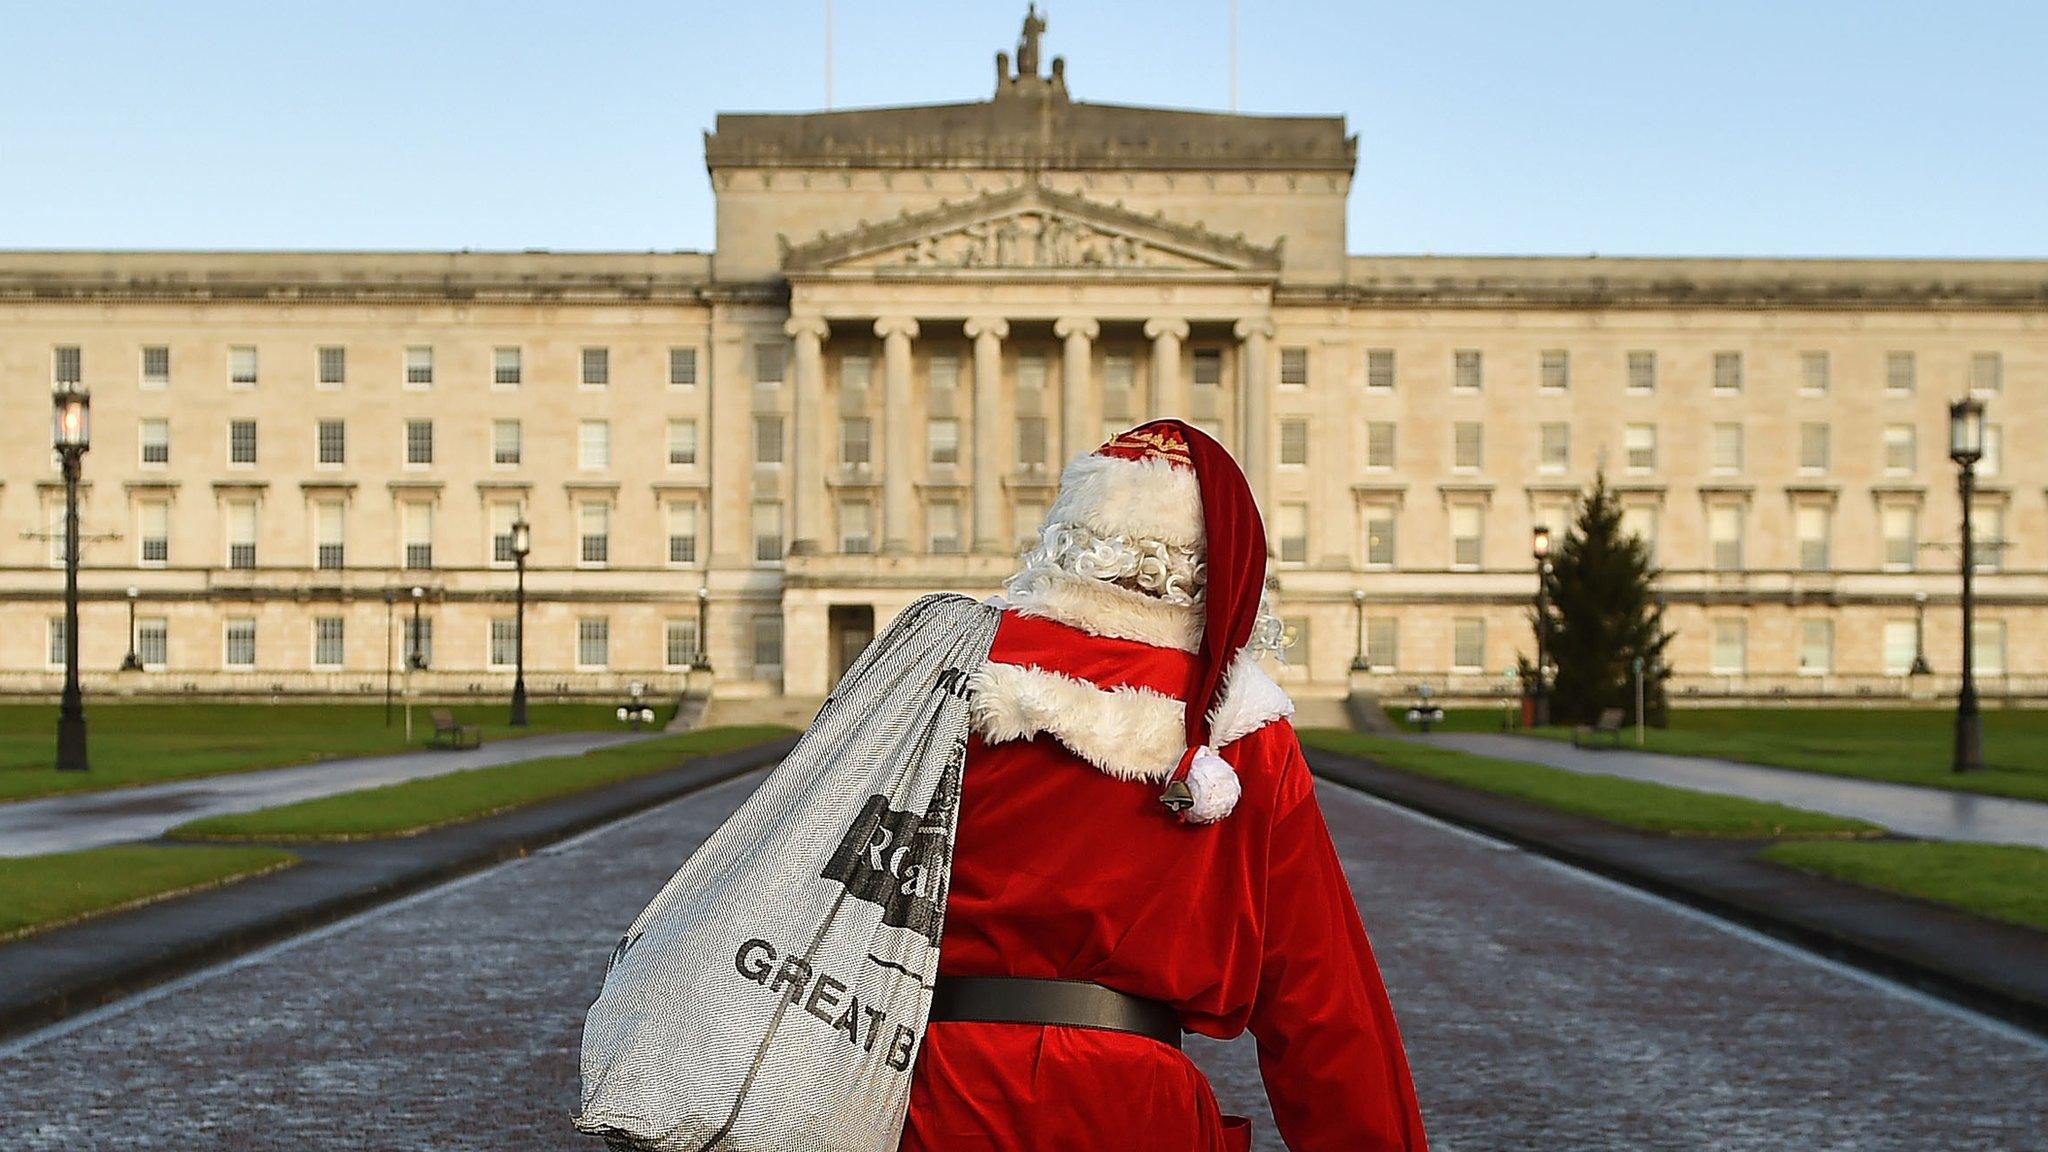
[928,976,1181,1049]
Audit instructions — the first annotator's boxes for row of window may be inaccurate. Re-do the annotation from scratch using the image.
[48,343,702,391]
[134,416,701,471]
[47,615,708,673]
[1360,347,2009,396]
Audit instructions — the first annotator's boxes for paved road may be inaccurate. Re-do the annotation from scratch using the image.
[1424,731,2048,849]
[0,729,656,857]
[2,771,2042,1150]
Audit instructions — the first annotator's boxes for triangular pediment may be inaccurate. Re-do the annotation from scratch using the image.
[780,183,1281,276]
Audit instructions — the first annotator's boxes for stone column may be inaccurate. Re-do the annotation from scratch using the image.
[875,316,920,553]
[965,316,1010,554]
[784,314,830,555]
[1054,316,1099,461]
[1234,317,1275,510]
[1144,317,1189,418]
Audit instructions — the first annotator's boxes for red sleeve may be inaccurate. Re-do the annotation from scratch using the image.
[1249,740,1428,1152]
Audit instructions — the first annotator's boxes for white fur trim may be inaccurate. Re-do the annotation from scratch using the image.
[1045,452,1204,548]
[1181,746,1241,823]
[1005,568,1202,653]
[1206,653,1295,748]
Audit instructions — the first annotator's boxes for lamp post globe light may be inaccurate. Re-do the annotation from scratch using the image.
[52,385,92,771]
[510,514,531,727]
[120,585,143,672]
[1349,588,1368,672]
[1948,396,1986,773]
[409,585,427,672]
[1531,524,1552,728]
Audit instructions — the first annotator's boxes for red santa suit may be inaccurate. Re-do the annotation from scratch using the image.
[899,422,1427,1152]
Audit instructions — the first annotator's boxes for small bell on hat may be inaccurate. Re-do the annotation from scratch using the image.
[1088,420,1268,825]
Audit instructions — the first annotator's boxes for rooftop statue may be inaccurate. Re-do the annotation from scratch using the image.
[1016,3,1045,78]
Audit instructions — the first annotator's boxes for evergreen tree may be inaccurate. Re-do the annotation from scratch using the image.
[1535,471,1674,726]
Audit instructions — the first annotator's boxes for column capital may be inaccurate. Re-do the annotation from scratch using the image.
[873,316,921,340]
[1232,317,1276,341]
[1143,317,1190,341]
[784,314,830,341]
[963,316,1010,342]
[1053,316,1100,341]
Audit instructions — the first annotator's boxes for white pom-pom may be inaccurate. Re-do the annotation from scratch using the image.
[1180,745,1240,823]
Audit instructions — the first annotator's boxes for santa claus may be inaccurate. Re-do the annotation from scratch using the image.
[900,420,1427,1152]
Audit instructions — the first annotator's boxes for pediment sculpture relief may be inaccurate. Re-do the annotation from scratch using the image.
[851,211,1212,271]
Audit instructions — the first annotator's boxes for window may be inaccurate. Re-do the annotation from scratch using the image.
[1708,505,1743,571]
[404,616,433,670]
[1973,501,2005,573]
[1977,620,2007,677]
[927,501,962,555]
[667,419,698,466]
[1709,620,1746,675]
[750,415,781,467]
[226,500,258,569]
[224,618,257,669]
[1626,350,1656,393]
[1366,422,1396,470]
[137,618,168,669]
[752,613,784,675]
[315,500,345,569]
[493,346,522,387]
[1621,505,1658,563]
[1795,505,1830,572]
[137,500,169,566]
[1799,619,1833,675]
[667,502,699,564]
[142,345,171,388]
[1452,618,1484,673]
[1366,617,1398,670]
[405,419,434,467]
[1453,349,1482,391]
[317,419,346,466]
[1015,501,1046,546]
[1885,350,1915,394]
[1191,349,1222,389]
[665,618,702,668]
[1103,353,1135,391]
[927,418,960,466]
[140,417,170,466]
[1279,347,1309,388]
[1883,425,1916,474]
[228,419,258,465]
[1971,351,2003,395]
[669,346,699,387]
[825,353,867,397]
[1711,423,1743,474]
[229,345,258,387]
[1980,425,2003,478]
[579,502,610,566]
[1019,353,1051,392]
[403,501,433,569]
[755,342,786,385]
[752,501,783,562]
[488,502,519,566]
[840,418,872,468]
[492,419,522,466]
[1278,503,1309,564]
[313,617,345,668]
[1279,420,1309,467]
[1539,423,1569,473]
[1540,349,1569,391]
[925,353,957,394]
[1882,621,1919,676]
[490,618,519,669]
[1450,505,1483,569]
[46,617,66,668]
[580,420,612,470]
[1800,351,1830,395]
[1882,507,1918,571]
[1452,422,1483,471]
[1712,351,1742,393]
[1798,423,1830,473]
[839,500,873,555]
[1364,508,1396,567]
[53,345,82,386]
[1016,416,1049,470]
[1625,424,1657,472]
[404,345,434,387]
[581,346,610,387]
[577,617,610,669]
[1366,349,1396,391]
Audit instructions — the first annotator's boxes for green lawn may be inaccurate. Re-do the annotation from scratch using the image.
[1759,840,2048,933]
[0,844,299,940]
[1301,728,1881,839]
[169,725,791,841]
[0,702,653,803]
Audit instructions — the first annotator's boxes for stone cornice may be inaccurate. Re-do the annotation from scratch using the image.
[0,251,714,305]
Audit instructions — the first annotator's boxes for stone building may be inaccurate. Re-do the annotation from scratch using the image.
[3,14,2045,714]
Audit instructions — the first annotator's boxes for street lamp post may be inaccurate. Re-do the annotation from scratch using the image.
[1349,588,1368,672]
[53,386,91,771]
[119,585,143,672]
[1949,397,1986,773]
[383,588,397,726]
[1531,524,1552,728]
[695,586,713,673]
[409,585,426,671]
[510,515,531,727]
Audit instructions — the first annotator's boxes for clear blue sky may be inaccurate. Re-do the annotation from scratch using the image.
[2,1,2042,257]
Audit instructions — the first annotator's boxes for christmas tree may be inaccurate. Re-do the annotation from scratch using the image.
[1536,471,1674,727]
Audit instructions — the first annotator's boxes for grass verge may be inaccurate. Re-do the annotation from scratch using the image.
[1759,840,2048,933]
[0,702,652,803]
[1300,728,1881,839]
[167,725,791,842]
[0,844,299,940]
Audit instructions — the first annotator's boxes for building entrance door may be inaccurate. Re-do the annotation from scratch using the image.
[828,605,876,687]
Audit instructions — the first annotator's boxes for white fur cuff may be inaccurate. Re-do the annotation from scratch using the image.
[1180,745,1241,823]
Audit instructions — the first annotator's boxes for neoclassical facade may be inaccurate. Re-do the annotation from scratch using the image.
[3,22,2046,711]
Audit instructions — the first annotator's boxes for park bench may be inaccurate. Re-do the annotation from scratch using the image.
[427,708,483,750]
[1571,707,1626,749]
